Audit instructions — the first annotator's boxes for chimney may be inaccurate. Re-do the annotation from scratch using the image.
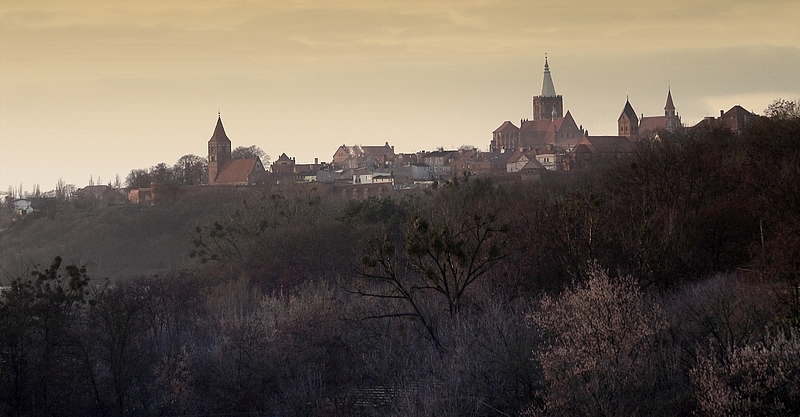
[314,157,318,165]
[720,110,724,117]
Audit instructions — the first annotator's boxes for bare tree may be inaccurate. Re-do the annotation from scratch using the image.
[357,204,508,349]
[765,98,800,120]
[232,145,270,164]
[528,262,669,416]
[692,330,800,417]
[173,154,207,186]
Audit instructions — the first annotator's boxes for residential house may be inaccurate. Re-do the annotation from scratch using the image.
[419,150,456,179]
[692,105,759,134]
[520,158,547,182]
[332,142,396,170]
[271,153,296,174]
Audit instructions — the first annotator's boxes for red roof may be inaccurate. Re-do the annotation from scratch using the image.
[506,148,527,163]
[214,158,263,184]
[493,121,520,133]
[639,116,668,133]
[691,105,759,133]
[573,136,632,154]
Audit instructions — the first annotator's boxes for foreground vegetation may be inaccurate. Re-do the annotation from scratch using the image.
[2,110,800,416]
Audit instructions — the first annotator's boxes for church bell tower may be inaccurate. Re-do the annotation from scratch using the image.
[532,55,564,121]
[208,114,232,185]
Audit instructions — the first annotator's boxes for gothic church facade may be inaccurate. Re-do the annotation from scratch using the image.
[491,57,584,152]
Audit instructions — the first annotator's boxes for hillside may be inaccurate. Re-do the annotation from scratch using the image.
[0,187,268,281]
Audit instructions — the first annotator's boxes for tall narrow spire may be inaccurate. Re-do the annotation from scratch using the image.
[541,54,557,97]
[665,88,675,111]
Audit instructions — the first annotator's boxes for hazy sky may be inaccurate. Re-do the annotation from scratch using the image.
[2,0,799,192]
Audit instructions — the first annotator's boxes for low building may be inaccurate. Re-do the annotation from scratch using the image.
[692,105,759,134]
[570,135,632,170]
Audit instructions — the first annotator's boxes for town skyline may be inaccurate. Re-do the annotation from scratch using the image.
[2,0,799,192]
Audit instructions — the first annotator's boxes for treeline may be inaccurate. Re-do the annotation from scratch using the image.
[2,110,800,416]
[125,146,268,188]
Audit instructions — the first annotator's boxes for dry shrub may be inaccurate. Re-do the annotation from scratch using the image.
[692,331,800,417]
[528,262,669,416]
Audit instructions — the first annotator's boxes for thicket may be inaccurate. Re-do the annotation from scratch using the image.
[2,113,800,416]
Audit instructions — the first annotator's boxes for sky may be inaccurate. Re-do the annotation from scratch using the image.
[1,0,799,192]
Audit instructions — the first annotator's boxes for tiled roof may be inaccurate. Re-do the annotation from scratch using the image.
[506,148,527,163]
[580,136,632,153]
[208,116,231,144]
[691,105,759,132]
[362,143,395,157]
[520,119,552,131]
[521,158,546,171]
[214,158,263,184]
[721,105,758,131]
[494,120,520,133]
[639,116,668,133]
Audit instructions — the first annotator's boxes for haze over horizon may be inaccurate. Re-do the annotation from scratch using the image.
[1,0,799,193]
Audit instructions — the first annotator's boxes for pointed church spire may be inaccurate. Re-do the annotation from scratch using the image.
[541,54,557,97]
[665,88,675,111]
[209,114,231,144]
[620,97,638,122]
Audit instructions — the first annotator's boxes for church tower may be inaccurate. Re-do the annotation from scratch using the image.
[618,98,639,138]
[532,55,564,121]
[208,114,232,185]
[664,88,680,131]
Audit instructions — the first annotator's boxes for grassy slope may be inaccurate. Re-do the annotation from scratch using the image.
[0,187,263,281]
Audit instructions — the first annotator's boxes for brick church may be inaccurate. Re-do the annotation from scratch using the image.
[207,115,267,185]
[618,89,682,140]
[491,56,585,152]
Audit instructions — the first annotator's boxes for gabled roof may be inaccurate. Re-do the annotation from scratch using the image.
[521,158,546,171]
[208,116,231,144]
[639,116,668,133]
[573,136,632,154]
[493,120,520,133]
[691,105,759,132]
[506,148,528,164]
[214,158,263,184]
[619,99,638,122]
[275,153,292,162]
[520,113,575,146]
[362,143,395,157]
[520,119,552,132]
[721,105,758,130]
